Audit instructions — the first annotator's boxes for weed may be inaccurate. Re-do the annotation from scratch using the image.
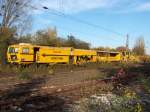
[18,69,31,80]
[139,77,150,94]
[85,72,107,81]
[72,93,142,112]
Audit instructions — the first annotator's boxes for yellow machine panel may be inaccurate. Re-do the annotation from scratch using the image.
[39,47,72,56]
[38,55,70,64]
[97,51,121,62]
[72,49,96,56]
[37,47,72,64]
[97,51,108,62]
[72,49,97,64]
[108,52,121,62]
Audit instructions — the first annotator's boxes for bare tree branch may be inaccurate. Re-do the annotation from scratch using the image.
[0,0,32,34]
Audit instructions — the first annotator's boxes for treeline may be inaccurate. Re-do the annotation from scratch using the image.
[0,27,90,49]
[14,27,90,49]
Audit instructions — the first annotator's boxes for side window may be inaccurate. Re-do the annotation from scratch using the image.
[22,48,29,54]
[15,48,19,53]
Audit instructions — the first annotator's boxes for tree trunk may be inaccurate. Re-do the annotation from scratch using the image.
[0,41,8,66]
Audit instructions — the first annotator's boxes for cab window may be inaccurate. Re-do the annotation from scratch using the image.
[22,48,29,54]
[8,47,19,53]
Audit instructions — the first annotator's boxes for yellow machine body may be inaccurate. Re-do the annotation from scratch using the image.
[7,43,139,65]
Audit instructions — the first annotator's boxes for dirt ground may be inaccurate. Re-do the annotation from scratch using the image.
[0,63,150,112]
[0,63,118,90]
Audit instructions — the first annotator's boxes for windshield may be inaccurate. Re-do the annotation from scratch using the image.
[8,47,19,53]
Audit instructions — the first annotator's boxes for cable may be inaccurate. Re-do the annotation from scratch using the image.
[48,23,119,42]
[26,4,125,46]
[27,6,121,41]
[42,6,125,37]
[29,3,125,37]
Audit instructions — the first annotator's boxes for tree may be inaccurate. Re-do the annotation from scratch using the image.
[0,27,16,65]
[105,47,116,52]
[65,35,90,49]
[132,36,145,55]
[116,46,129,52]
[66,35,76,47]
[34,27,58,46]
[93,47,116,52]
[0,0,31,28]
[76,40,90,49]
[17,34,32,43]
[93,47,105,51]
[0,27,14,41]
[0,0,32,65]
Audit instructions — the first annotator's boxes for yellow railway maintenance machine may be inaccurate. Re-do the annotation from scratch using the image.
[7,43,97,65]
[7,43,137,65]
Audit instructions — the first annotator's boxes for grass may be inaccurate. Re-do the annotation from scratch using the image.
[136,75,150,94]
[85,72,108,81]
[18,69,31,80]
[0,62,130,82]
[0,64,55,80]
[23,64,55,76]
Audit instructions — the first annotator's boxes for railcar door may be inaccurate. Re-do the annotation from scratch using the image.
[33,47,40,63]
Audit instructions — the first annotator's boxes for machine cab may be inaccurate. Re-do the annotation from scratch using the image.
[7,43,38,64]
